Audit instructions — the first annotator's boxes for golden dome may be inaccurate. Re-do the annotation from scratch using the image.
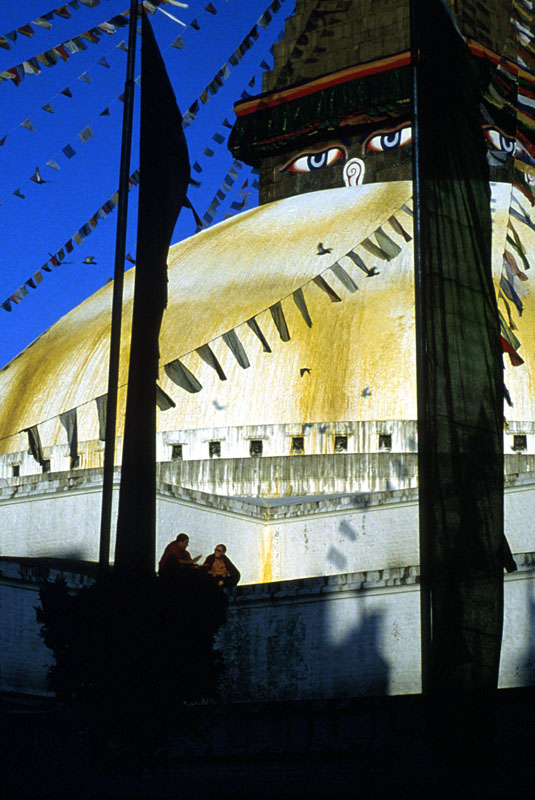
[0,181,532,457]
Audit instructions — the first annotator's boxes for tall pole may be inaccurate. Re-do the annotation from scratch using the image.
[98,0,138,573]
[410,0,432,698]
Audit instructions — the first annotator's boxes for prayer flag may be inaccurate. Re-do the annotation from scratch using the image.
[116,10,191,574]
[59,409,78,463]
[79,125,94,142]
[246,317,272,352]
[25,426,45,466]
[196,344,227,380]
[222,329,250,368]
[269,301,290,340]
[413,0,504,697]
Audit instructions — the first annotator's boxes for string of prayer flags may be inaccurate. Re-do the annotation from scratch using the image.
[0,8,131,87]
[180,1,286,126]
[1,168,140,313]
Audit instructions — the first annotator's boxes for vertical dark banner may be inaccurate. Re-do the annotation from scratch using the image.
[115,11,190,573]
[413,0,504,694]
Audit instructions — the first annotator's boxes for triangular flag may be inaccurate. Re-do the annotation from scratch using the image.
[61,86,73,97]
[269,301,291,340]
[196,344,227,380]
[13,188,25,199]
[25,426,45,466]
[313,275,342,302]
[165,359,202,392]
[156,384,176,410]
[330,262,359,293]
[246,317,272,352]
[293,288,312,327]
[30,167,46,184]
[21,118,35,131]
[79,71,92,83]
[374,227,402,260]
[59,408,78,462]
[98,56,110,68]
[388,214,412,242]
[99,107,110,116]
[46,158,60,170]
[360,238,390,260]
[41,103,54,113]
[222,329,250,368]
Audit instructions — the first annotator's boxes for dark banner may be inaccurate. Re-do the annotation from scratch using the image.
[413,0,504,693]
[115,10,190,573]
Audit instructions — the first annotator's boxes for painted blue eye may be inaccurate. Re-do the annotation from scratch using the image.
[484,127,515,154]
[365,125,412,152]
[281,146,346,173]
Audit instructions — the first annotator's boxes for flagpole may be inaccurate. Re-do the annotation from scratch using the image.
[410,0,432,697]
[99,0,138,573]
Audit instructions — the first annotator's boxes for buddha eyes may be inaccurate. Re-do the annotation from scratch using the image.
[281,146,347,173]
[364,124,412,152]
[483,127,516,154]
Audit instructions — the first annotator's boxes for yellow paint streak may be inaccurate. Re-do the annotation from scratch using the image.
[259,528,273,583]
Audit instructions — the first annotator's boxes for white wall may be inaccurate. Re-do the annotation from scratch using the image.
[2,558,533,699]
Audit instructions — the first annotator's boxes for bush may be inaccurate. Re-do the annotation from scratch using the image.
[36,569,228,726]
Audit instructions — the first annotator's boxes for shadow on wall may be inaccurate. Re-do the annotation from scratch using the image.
[520,582,535,685]
[220,585,392,702]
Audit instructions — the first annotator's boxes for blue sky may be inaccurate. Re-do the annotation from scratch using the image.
[0,0,291,368]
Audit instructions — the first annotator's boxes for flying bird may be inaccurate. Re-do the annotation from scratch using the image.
[365,266,380,277]
[317,242,332,255]
[300,367,311,377]
[361,386,372,398]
